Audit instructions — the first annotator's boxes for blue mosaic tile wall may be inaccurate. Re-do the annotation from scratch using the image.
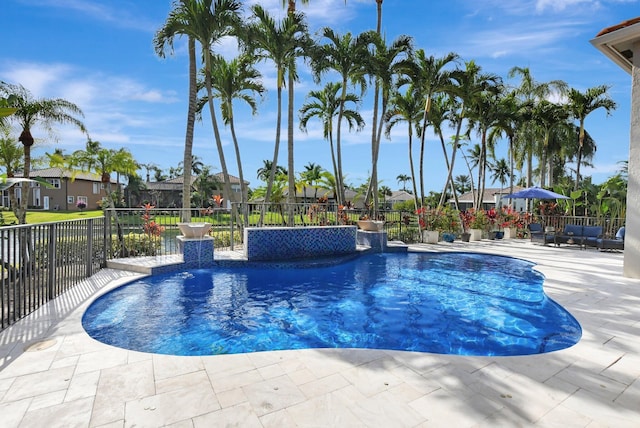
[244,226,357,261]
[178,237,215,269]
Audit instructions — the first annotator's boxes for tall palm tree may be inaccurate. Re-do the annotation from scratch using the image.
[246,4,308,214]
[365,32,413,215]
[531,100,569,187]
[0,82,87,223]
[409,50,458,206]
[154,2,202,220]
[567,85,617,191]
[207,53,264,223]
[385,85,422,211]
[156,0,241,218]
[299,81,364,201]
[507,67,567,189]
[300,162,323,201]
[440,61,500,209]
[312,28,370,205]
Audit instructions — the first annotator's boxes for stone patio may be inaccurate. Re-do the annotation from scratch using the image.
[0,239,639,427]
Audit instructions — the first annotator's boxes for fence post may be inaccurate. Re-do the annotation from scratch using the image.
[230,207,235,251]
[47,224,56,300]
[86,218,94,277]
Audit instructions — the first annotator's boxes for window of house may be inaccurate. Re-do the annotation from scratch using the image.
[47,179,61,189]
[67,196,74,204]
[77,196,88,205]
[92,183,100,194]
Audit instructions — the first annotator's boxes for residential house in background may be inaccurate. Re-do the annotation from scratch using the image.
[130,173,249,208]
[453,187,527,212]
[4,168,117,211]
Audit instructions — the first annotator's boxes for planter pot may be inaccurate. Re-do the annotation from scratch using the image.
[468,229,482,241]
[422,230,439,244]
[494,231,504,240]
[357,220,385,232]
[503,227,517,239]
[488,231,498,240]
[461,232,471,242]
[442,232,456,243]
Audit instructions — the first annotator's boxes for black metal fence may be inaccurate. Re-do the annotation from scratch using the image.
[1,217,105,330]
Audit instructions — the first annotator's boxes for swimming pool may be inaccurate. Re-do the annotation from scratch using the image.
[82,252,581,356]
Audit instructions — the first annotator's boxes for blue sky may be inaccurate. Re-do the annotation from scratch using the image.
[2,0,638,193]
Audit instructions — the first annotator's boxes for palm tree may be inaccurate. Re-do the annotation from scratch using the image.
[454,174,471,195]
[300,162,324,202]
[385,85,422,211]
[299,81,364,200]
[207,53,265,223]
[409,50,458,206]
[440,61,500,209]
[246,4,308,215]
[490,158,511,207]
[531,100,569,187]
[154,1,200,221]
[312,28,371,205]
[0,82,87,223]
[567,85,617,191]
[71,140,138,254]
[396,174,411,192]
[507,67,567,189]
[156,0,241,219]
[257,160,286,183]
[365,33,413,215]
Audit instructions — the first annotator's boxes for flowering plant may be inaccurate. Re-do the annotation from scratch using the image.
[498,206,520,229]
[416,207,459,232]
[461,208,490,230]
[76,200,87,211]
[141,203,165,237]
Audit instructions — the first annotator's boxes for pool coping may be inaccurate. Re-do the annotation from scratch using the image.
[1,239,639,427]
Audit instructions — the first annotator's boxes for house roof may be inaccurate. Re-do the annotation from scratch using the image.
[16,168,116,183]
[456,187,524,204]
[163,173,248,185]
[387,190,414,202]
[591,16,640,74]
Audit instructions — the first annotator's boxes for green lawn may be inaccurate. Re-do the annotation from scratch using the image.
[1,209,104,225]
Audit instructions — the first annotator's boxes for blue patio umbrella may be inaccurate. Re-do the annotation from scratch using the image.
[502,186,570,200]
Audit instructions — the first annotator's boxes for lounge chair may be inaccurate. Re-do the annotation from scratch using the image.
[528,223,555,245]
[597,227,625,251]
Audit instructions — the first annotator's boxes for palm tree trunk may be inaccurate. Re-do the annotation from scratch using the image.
[205,52,234,215]
[181,37,197,222]
[229,114,248,227]
[262,86,283,225]
[287,70,296,224]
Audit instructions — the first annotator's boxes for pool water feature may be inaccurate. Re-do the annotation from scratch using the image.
[83,252,581,357]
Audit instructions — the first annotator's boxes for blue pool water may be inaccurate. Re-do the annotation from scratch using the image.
[82,252,581,356]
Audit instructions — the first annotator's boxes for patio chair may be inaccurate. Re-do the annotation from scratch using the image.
[597,226,625,251]
[528,223,555,245]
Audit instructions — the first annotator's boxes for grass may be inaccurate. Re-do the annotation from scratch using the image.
[1,209,104,225]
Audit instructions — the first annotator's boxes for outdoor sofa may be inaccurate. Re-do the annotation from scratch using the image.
[597,226,625,251]
[554,224,603,249]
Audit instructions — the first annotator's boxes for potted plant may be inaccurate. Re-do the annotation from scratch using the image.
[440,206,460,242]
[463,208,488,241]
[416,207,442,243]
[498,207,520,239]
